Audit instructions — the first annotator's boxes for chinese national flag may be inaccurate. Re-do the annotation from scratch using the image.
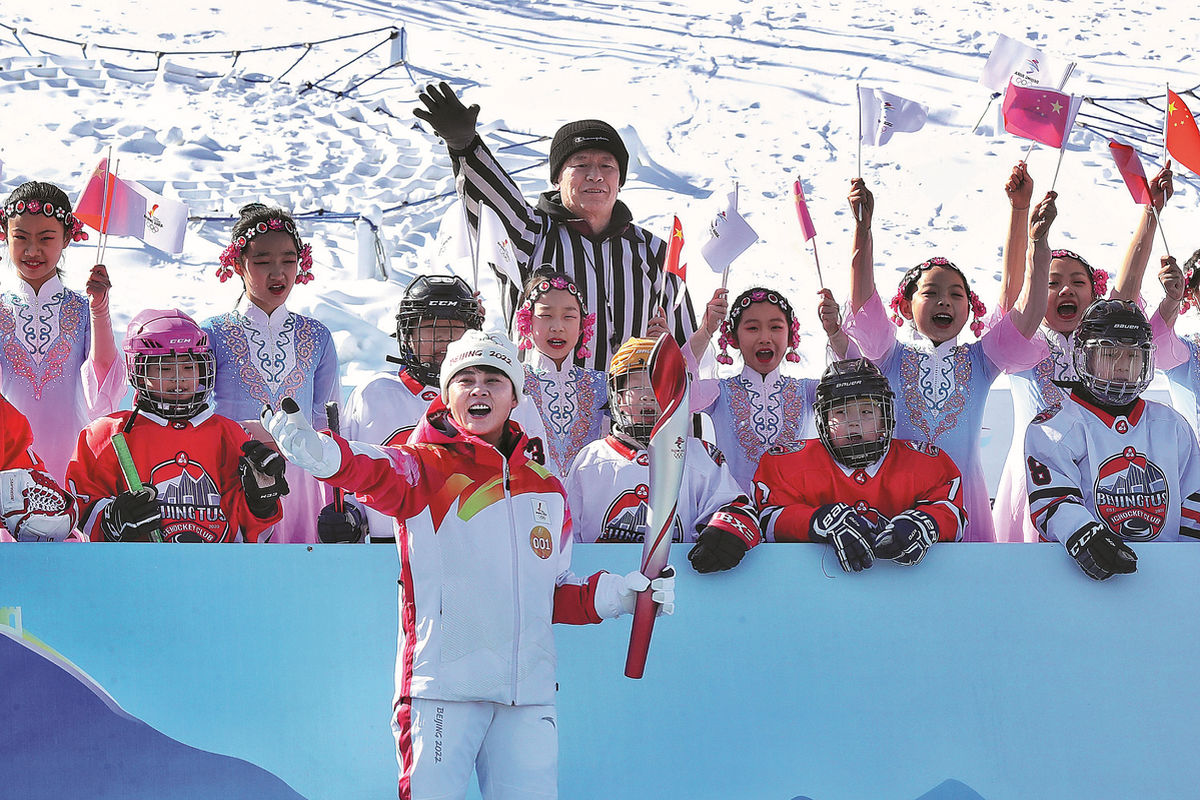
[1001,80,1082,148]
[1107,141,1153,205]
[664,216,685,282]
[792,179,817,242]
[1166,89,1200,178]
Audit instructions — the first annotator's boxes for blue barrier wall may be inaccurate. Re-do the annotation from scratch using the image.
[2,543,1197,800]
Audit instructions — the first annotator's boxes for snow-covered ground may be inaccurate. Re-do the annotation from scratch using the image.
[2,0,1198,389]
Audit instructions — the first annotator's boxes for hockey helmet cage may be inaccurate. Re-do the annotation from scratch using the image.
[814,358,896,469]
[395,274,484,385]
[1072,299,1154,407]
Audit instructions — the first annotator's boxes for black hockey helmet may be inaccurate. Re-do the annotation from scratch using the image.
[1072,299,1154,407]
[814,358,896,469]
[394,274,484,385]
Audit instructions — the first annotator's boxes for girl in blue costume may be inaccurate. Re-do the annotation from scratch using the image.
[513,270,607,478]
[843,178,1054,542]
[203,204,339,543]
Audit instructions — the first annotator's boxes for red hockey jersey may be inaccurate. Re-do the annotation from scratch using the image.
[753,438,966,542]
[67,408,280,542]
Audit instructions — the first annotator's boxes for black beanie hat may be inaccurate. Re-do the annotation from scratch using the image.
[548,119,629,187]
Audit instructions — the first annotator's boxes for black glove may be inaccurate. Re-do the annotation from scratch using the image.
[239,441,290,520]
[688,527,748,573]
[100,487,162,542]
[809,502,875,573]
[413,82,480,151]
[873,509,939,566]
[318,500,368,544]
[1065,522,1138,581]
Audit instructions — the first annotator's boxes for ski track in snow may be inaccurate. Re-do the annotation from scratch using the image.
[0,0,1198,387]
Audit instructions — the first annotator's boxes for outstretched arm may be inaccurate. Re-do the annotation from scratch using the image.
[999,162,1033,312]
[1008,192,1057,339]
[848,178,875,313]
[1111,163,1173,301]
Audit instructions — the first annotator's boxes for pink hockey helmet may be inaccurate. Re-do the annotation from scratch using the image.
[123,309,216,419]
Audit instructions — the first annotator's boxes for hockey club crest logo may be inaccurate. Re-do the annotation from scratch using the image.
[421,389,438,401]
[148,451,230,542]
[635,453,650,466]
[852,500,885,530]
[599,485,682,543]
[1115,419,1129,434]
[1093,447,1168,541]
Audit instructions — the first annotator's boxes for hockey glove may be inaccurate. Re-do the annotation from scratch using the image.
[0,468,77,542]
[100,487,162,542]
[261,398,343,479]
[414,82,480,151]
[238,441,290,519]
[317,500,368,544]
[809,502,875,573]
[688,527,748,573]
[617,566,676,617]
[873,509,939,566]
[1065,522,1138,581]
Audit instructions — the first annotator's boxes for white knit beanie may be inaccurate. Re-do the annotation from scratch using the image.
[439,330,525,403]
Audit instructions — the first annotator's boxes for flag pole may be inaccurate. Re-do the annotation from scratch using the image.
[971,92,1001,134]
[99,155,119,265]
[811,238,825,289]
[720,183,736,290]
[1149,205,1171,258]
[855,85,864,221]
[96,146,112,264]
[1048,147,1067,193]
[1163,83,1170,164]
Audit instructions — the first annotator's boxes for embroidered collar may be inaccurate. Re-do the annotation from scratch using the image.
[3,273,64,302]
[738,363,782,389]
[1072,390,1145,429]
[237,296,291,331]
[526,348,574,379]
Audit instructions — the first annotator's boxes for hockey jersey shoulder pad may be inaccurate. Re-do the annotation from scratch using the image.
[903,440,942,457]
[1030,406,1061,425]
[766,441,805,456]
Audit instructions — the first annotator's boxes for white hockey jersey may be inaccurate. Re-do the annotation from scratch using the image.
[1025,391,1200,544]
[565,435,759,546]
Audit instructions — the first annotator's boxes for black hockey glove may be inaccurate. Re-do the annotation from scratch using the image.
[100,487,162,542]
[239,441,290,520]
[688,527,748,573]
[1065,522,1138,581]
[809,502,875,573]
[414,82,480,151]
[317,500,368,544]
[873,509,939,566]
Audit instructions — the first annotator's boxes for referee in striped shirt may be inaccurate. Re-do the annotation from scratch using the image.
[416,82,697,373]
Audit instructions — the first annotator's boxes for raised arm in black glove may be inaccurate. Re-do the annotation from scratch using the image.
[414,81,480,151]
[238,441,289,520]
[100,487,162,542]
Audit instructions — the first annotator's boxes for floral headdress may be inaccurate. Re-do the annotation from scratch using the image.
[514,275,596,359]
[0,199,88,243]
[216,217,314,284]
[888,257,987,338]
[1173,249,1200,315]
[1050,249,1109,302]
[715,287,802,365]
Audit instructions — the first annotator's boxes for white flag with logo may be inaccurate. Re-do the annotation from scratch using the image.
[476,202,522,288]
[128,181,188,254]
[700,188,758,272]
[980,33,1049,91]
[858,86,928,147]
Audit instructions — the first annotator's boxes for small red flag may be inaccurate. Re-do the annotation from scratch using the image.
[1108,141,1153,205]
[1001,80,1081,149]
[1166,89,1200,178]
[792,179,817,242]
[664,216,685,282]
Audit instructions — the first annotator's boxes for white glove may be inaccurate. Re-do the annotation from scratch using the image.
[260,399,342,479]
[617,566,676,616]
[0,468,77,542]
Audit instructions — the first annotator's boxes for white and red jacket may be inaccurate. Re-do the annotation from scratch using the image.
[322,400,618,707]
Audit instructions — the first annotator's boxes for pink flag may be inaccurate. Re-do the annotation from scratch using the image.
[1107,141,1153,205]
[792,179,816,242]
[1001,80,1082,148]
[75,159,146,237]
